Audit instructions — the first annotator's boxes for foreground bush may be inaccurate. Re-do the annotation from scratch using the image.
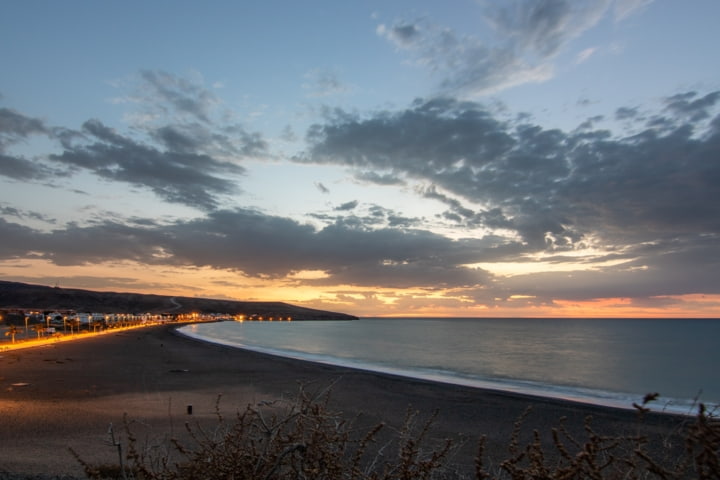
[72,388,719,480]
[477,398,719,480]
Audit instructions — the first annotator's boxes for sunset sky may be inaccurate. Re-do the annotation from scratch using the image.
[1,0,719,318]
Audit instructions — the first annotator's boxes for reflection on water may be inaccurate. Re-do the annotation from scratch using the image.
[180,317,720,411]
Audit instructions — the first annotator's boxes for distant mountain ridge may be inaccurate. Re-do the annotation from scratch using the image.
[0,280,357,320]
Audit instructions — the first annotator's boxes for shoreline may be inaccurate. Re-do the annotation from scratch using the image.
[176,321,709,416]
[0,324,689,477]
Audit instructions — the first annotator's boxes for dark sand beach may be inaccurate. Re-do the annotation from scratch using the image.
[0,324,685,478]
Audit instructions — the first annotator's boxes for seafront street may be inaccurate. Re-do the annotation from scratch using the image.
[0,322,154,352]
[0,310,213,352]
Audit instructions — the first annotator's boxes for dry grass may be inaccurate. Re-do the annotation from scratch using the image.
[71,389,719,480]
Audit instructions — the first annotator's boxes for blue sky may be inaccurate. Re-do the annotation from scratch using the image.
[1,0,719,317]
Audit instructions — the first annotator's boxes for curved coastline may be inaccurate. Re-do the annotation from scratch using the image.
[176,322,703,415]
[0,323,688,477]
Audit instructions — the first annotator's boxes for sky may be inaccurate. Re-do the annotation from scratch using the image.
[1,0,719,318]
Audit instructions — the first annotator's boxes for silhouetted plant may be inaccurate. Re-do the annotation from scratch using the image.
[72,389,718,480]
[72,383,456,480]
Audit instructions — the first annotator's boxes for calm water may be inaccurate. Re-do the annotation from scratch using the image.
[178,317,720,413]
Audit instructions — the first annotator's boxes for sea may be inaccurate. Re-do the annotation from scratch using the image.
[178,317,720,414]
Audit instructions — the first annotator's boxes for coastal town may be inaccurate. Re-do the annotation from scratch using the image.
[0,308,292,350]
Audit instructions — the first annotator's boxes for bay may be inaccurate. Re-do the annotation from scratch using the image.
[179,317,720,414]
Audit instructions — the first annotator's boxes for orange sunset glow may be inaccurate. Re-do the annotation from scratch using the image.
[1,1,719,319]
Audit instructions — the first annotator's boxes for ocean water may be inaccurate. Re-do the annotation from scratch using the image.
[178,317,720,413]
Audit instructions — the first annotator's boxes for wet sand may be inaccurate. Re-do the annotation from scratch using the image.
[0,324,685,477]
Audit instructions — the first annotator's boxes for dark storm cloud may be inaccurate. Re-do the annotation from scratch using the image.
[303,91,720,293]
[48,119,246,211]
[378,0,609,95]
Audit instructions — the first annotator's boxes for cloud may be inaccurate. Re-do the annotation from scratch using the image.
[0,204,56,224]
[314,181,330,194]
[335,200,358,211]
[615,106,639,120]
[353,170,405,186]
[303,69,351,97]
[150,122,267,158]
[663,91,720,122]
[3,75,718,308]
[6,197,716,302]
[575,47,597,64]
[486,0,609,57]
[310,204,424,231]
[1,74,268,211]
[303,90,720,264]
[498,236,720,302]
[0,107,64,181]
[0,208,494,289]
[0,154,54,181]
[48,119,247,211]
[613,0,655,21]
[138,70,219,123]
[377,0,615,96]
[3,81,719,304]
[376,23,421,48]
[0,107,49,143]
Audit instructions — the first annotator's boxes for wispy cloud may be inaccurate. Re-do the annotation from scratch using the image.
[614,0,655,21]
[575,47,597,64]
[376,0,641,97]
[315,181,330,194]
[303,69,351,98]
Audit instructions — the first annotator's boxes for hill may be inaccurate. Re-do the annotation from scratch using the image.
[0,280,357,320]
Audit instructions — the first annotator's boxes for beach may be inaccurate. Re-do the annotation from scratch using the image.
[0,324,685,478]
